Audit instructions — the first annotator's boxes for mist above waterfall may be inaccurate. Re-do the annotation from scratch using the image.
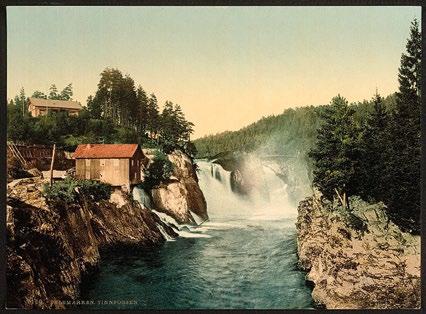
[193,106,319,207]
[197,160,298,221]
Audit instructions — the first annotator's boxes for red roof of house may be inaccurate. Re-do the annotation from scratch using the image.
[73,144,140,159]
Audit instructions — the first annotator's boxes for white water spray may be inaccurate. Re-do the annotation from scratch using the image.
[197,160,297,221]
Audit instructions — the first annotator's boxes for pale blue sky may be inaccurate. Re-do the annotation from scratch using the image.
[7,6,421,138]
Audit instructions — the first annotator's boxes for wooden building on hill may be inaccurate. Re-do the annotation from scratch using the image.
[73,144,146,189]
[28,98,82,117]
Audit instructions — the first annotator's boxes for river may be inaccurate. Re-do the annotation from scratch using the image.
[80,160,314,309]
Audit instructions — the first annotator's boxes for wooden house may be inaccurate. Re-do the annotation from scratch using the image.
[28,98,82,117]
[73,144,145,189]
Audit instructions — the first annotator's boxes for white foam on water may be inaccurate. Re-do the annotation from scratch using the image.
[132,187,210,238]
[156,223,176,241]
[151,209,211,238]
[189,210,206,225]
[197,161,252,220]
[177,230,212,238]
[196,221,247,231]
[151,209,181,228]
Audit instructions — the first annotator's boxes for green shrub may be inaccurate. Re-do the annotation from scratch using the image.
[115,126,138,144]
[141,138,163,149]
[43,177,111,206]
[142,150,174,189]
[43,177,79,206]
[78,179,112,202]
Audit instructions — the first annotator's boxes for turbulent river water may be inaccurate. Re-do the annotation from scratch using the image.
[80,161,314,309]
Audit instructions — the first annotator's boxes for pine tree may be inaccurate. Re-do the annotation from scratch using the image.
[86,95,102,119]
[7,97,30,141]
[93,68,125,123]
[48,84,59,100]
[383,19,421,232]
[174,104,194,142]
[119,75,138,127]
[308,95,361,209]
[13,88,28,117]
[358,92,389,201]
[59,83,73,100]
[146,94,160,139]
[136,86,149,135]
[159,101,176,147]
[32,90,47,99]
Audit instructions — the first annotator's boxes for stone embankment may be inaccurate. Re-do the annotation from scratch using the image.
[296,193,421,309]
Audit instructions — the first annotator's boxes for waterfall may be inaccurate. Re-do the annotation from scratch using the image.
[197,161,249,220]
[250,165,297,220]
[132,159,297,243]
[83,160,313,310]
[209,162,232,192]
[132,186,153,209]
[156,224,175,241]
[197,160,297,221]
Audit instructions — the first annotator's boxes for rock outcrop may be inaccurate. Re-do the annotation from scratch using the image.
[6,177,167,309]
[296,193,421,309]
[149,150,208,224]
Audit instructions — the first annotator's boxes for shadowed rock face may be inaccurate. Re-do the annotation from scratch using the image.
[150,150,208,224]
[296,194,421,309]
[6,178,165,309]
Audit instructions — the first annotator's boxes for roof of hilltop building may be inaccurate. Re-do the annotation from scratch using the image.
[29,97,82,110]
[73,144,141,159]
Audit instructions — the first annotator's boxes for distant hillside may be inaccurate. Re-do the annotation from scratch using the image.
[194,93,397,159]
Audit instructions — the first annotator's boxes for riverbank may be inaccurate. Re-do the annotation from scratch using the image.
[296,193,421,309]
[6,150,207,309]
[6,177,169,309]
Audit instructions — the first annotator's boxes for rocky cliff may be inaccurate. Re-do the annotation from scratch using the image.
[296,193,421,309]
[6,149,206,309]
[148,150,208,224]
[6,177,171,309]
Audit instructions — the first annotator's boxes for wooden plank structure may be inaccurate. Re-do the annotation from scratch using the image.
[7,143,74,171]
[28,98,82,117]
[73,144,146,189]
[7,142,28,169]
[49,144,56,186]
